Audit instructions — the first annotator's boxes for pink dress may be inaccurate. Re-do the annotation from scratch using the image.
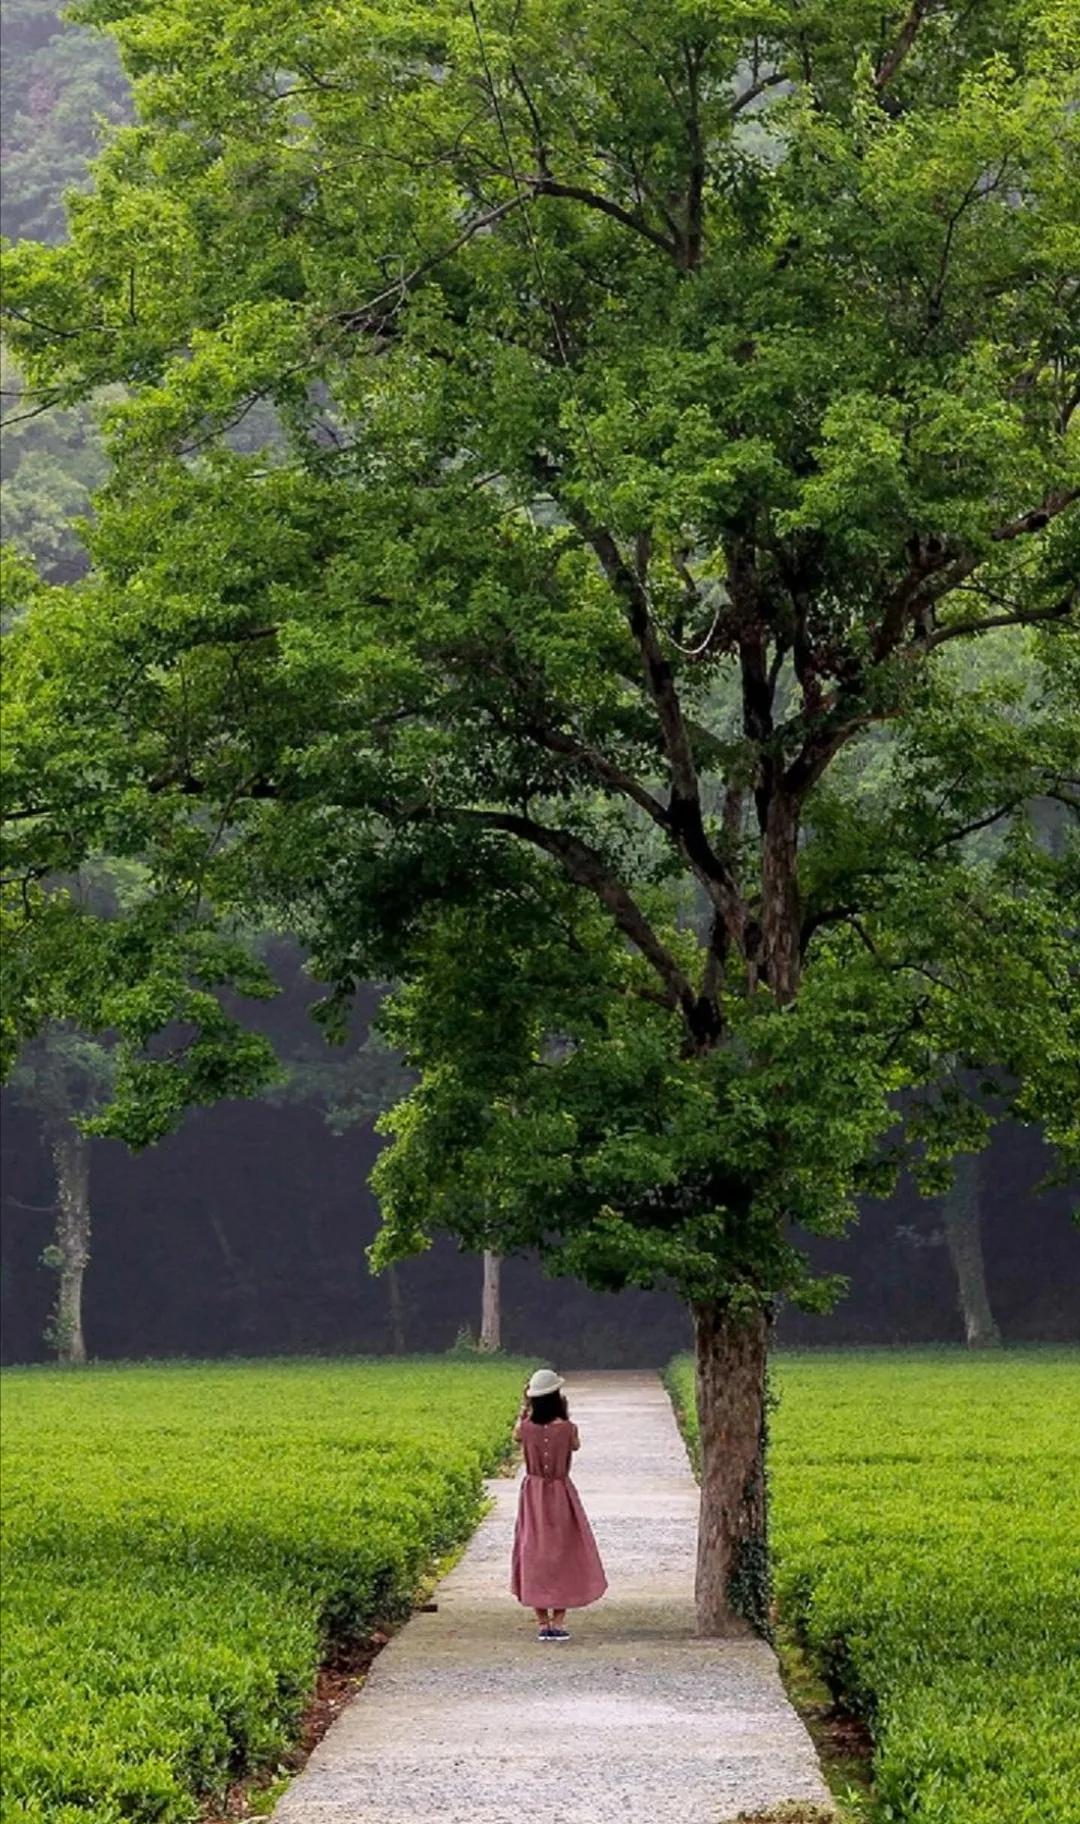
[510,1417,608,1610]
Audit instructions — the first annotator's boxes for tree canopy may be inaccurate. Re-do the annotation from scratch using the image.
[2,0,1078,1630]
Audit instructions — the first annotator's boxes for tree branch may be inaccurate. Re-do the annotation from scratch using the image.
[682,42,706,271]
[773,494,1077,805]
[875,1,930,92]
[519,722,672,831]
[524,175,680,258]
[917,800,1025,854]
[701,910,727,1007]
[729,71,787,117]
[800,903,858,956]
[926,586,1078,648]
[991,487,1080,543]
[876,488,1080,661]
[412,803,701,1025]
[574,520,700,800]
[510,62,549,169]
[562,505,742,928]
[335,195,530,332]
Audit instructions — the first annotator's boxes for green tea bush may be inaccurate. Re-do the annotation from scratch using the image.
[665,1349,1080,1824]
[0,1355,526,1823]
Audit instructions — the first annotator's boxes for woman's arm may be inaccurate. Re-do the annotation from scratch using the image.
[569,1423,581,1452]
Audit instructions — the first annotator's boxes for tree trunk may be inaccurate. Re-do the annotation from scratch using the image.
[386,1261,406,1354]
[691,1297,770,1636]
[46,1121,91,1365]
[479,1250,502,1352]
[761,792,801,1003]
[943,1153,1001,1349]
[206,1208,262,1344]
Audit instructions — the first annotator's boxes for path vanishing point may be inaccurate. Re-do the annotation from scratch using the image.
[271,1371,835,1824]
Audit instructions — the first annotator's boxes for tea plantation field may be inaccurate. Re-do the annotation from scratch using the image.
[0,1355,527,1824]
[666,1348,1080,1824]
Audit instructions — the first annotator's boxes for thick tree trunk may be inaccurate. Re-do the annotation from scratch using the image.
[386,1261,406,1355]
[691,1298,770,1636]
[943,1153,1001,1349]
[479,1250,502,1352]
[46,1122,91,1365]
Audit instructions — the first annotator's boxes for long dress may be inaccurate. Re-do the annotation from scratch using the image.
[510,1416,608,1610]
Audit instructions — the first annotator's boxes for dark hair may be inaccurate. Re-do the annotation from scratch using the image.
[529,1390,568,1425]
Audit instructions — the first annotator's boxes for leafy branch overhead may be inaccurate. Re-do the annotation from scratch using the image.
[1,0,1078,1267]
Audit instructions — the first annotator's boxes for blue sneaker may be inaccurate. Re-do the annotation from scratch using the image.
[537,1626,554,1641]
[548,1627,571,1641]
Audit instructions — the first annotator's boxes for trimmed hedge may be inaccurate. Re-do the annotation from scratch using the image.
[0,1355,526,1823]
[664,1348,1080,1824]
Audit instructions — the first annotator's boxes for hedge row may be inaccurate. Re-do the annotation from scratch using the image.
[1,1355,526,1824]
[665,1348,1080,1824]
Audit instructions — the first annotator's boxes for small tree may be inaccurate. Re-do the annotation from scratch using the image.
[479,1250,503,1352]
[0,852,278,1363]
[940,1151,1001,1349]
[5,1023,113,1363]
[897,1150,1004,1349]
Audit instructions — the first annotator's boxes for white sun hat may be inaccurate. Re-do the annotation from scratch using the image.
[526,1368,565,1398]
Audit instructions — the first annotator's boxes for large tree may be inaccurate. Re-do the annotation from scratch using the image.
[2,1,1078,1631]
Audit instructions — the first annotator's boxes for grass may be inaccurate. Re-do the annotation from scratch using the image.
[665,1347,1080,1824]
[0,1353,528,1824]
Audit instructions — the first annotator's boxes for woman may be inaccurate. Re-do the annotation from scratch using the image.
[510,1367,608,1640]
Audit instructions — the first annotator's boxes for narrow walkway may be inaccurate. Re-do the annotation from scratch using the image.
[272,1372,833,1824]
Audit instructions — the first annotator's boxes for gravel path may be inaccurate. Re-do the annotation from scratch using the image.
[271,1371,834,1824]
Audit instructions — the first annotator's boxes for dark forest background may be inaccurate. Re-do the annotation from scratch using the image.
[3,939,1076,1365]
[2,0,1077,1367]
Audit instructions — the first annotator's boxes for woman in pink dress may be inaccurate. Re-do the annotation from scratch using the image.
[510,1367,607,1640]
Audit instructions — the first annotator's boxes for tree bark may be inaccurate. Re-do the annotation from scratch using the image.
[46,1121,91,1365]
[479,1250,502,1352]
[386,1261,406,1354]
[691,1297,770,1636]
[943,1153,1001,1348]
[761,792,802,1003]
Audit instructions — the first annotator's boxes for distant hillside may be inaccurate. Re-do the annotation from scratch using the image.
[1,0,130,246]
[1,4,129,578]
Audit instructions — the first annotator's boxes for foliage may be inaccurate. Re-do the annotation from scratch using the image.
[0,364,115,584]
[5,1017,115,1119]
[370,876,885,1305]
[1,1,1078,1315]
[264,1024,413,1134]
[0,1354,527,1823]
[666,1348,1080,1824]
[0,870,282,1141]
